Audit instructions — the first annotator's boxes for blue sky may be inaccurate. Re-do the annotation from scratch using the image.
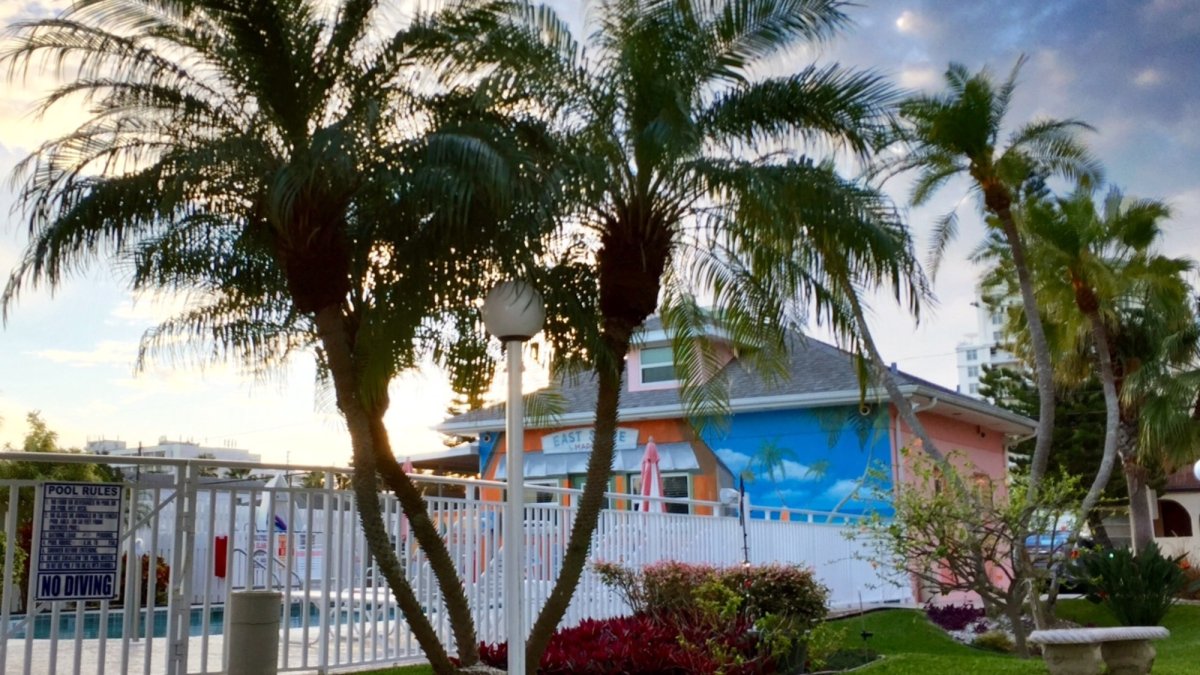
[0,1,1197,465]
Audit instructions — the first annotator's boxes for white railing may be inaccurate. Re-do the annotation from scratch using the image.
[0,453,910,674]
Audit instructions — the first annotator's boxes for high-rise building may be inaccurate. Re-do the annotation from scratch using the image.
[84,438,260,465]
[955,288,1021,398]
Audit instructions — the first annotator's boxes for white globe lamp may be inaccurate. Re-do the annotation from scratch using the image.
[1193,458,1200,483]
[481,281,545,341]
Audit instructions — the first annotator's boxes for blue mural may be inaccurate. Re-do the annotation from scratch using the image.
[700,405,894,518]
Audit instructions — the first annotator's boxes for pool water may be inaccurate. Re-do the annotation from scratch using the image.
[7,603,382,640]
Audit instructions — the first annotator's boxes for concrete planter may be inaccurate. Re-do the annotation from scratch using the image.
[1030,626,1169,675]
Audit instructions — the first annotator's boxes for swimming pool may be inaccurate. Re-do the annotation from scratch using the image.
[6,603,384,640]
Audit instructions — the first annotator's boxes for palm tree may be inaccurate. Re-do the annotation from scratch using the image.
[196,453,220,478]
[982,187,1200,551]
[0,1,555,671]
[462,1,926,667]
[882,57,1103,496]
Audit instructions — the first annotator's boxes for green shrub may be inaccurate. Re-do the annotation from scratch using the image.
[728,563,829,632]
[1070,542,1200,626]
[803,621,847,671]
[594,561,829,630]
[971,630,1013,653]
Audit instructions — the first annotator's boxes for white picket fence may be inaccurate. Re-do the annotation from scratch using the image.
[0,454,909,674]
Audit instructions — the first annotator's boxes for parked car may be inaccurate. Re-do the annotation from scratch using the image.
[1025,531,1095,592]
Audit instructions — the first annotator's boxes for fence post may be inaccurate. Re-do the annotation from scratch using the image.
[167,461,197,674]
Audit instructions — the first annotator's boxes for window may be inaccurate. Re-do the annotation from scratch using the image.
[1157,499,1193,537]
[967,366,979,378]
[663,475,690,514]
[969,383,979,394]
[526,479,558,504]
[972,472,994,506]
[627,473,691,514]
[639,346,677,384]
[966,350,977,361]
[992,330,1002,342]
[991,313,1003,326]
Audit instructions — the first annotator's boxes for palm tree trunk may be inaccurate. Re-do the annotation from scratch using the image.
[524,321,633,673]
[1122,435,1155,552]
[991,201,1056,495]
[1077,311,1121,522]
[371,418,482,666]
[844,279,947,465]
[312,306,460,674]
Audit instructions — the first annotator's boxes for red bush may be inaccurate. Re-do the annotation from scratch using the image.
[478,613,773,674]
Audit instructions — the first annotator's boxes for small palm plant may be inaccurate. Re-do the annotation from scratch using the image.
[1071,542,1200,626]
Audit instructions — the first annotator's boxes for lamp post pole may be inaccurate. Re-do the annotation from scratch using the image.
[503,337,526,674]
[481,281,544,675]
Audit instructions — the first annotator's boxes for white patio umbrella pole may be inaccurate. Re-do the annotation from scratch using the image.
[481,281,544,675]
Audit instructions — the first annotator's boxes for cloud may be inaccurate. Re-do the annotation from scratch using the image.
[30,340,138,367]
[714,447,821,481]
[821,479,861,501]
[898,66,941,91]
[108,293,195,326]
[1134,68,1164,87]
[894,10,931,36]
[715,447,753,472]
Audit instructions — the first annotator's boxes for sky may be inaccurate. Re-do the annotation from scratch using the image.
[0,0,1197,466]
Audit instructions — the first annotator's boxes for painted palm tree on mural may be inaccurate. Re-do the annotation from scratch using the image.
[456,1,931,667]
[0,1,561,671]
[739,439,829,511]
[979,187,1200,551]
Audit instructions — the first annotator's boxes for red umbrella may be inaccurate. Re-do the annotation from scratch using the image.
[640,437,665,513]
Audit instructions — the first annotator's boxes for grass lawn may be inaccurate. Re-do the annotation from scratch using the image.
[829,599,1200,674]
[359,600,1200,674]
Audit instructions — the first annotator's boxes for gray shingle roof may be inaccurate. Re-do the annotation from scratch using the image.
[440,326,1033,433]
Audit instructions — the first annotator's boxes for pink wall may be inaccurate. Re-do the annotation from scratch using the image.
[889,408,1012,605]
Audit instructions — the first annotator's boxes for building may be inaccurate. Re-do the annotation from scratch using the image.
[438,318,1036,519]
[1153,467,1200,559]
[85,438,260,465]
[955,287,1021,398]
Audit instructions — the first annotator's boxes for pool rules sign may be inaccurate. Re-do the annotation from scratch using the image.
[31,482,125,601]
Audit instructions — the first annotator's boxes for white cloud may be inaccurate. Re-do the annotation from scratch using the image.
[898,66,940,91]
[713,447,819,481]
[822,479,861,501]
[30,340,138,367]
[895,10,926,35]
[715,447,753,472]
[1134,68,1163,88]
[108,293,195,326]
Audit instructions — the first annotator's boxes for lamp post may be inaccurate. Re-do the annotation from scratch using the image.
[481,280,544,675]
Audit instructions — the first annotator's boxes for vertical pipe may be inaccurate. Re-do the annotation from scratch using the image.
[1,485,18,671]
[318,472,334,669]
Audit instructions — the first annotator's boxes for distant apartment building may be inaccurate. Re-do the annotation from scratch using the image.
[85,438,260,466]
[955,287,1021,399]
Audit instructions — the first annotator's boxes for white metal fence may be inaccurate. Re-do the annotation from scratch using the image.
[0,454,909,674]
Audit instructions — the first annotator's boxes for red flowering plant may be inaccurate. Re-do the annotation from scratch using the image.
[580,561,828,673]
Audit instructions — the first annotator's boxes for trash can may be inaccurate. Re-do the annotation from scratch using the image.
[226,590,282,675]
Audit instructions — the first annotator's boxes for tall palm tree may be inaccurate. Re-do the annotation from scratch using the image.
[459,1,925,668]
[982,187,1200,551]
[1,1,556,671]
[882,57,1103,497]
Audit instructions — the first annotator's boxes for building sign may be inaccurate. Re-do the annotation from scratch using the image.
[31,482,125,601]
[543,427,639,454]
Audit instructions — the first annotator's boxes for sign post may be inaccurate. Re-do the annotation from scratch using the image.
[31,482,124,602]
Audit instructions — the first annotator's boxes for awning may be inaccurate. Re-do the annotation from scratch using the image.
[495,441,700,479]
